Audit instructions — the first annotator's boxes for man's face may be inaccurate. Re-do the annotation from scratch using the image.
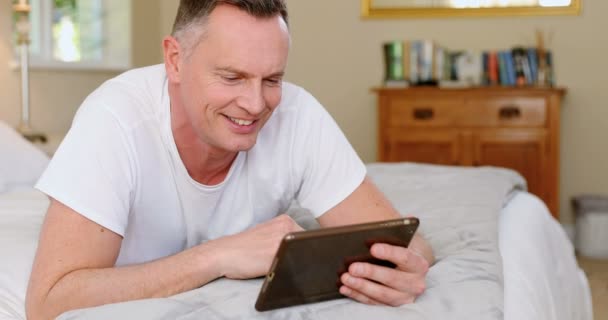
[175,5,290,153]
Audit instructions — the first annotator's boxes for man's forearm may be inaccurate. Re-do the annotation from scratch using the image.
[28,241,222,320]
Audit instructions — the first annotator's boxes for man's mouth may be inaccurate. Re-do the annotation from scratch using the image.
[227,116,254,126]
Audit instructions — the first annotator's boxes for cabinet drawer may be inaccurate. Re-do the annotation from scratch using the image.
[465,97,547,127]
[386,97,465,128]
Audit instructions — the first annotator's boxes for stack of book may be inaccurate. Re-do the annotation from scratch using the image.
[382,41,555,88]
[383,40,449,87]
[481,47,554,87]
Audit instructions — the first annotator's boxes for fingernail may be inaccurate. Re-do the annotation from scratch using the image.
[344,274,356,285]
[340,286,351,295]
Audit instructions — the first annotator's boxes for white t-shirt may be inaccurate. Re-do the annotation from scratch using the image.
[36,64,366,266]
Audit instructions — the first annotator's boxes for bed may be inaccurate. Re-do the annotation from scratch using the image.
[0,121,593,320]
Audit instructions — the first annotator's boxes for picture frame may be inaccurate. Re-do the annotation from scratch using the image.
[361,0,581,19]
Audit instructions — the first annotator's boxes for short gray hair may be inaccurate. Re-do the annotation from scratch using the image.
[172,0,289,54]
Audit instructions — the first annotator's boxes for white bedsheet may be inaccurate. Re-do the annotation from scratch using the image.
[499,191,593,320]
[0,189,593,320]
[0,189,48,320]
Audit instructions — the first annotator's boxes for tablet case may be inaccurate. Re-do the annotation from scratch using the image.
[255,217,419,311]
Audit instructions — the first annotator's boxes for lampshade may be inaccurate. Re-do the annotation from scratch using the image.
[13,0,30,11]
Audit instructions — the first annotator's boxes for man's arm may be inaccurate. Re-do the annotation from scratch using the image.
[26,199,302,320]
[317,176,434,306]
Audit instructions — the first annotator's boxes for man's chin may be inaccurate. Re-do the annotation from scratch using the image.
[225,138,257,152]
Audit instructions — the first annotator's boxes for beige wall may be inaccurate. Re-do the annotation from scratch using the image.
[132,0,163,68]
[0,0,162,133]
[160,1,179,41]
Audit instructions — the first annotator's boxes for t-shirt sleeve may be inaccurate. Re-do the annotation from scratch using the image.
[290,89,366,218]
[35,95,136,237]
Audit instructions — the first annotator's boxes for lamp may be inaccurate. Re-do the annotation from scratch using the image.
[13,0,46,143]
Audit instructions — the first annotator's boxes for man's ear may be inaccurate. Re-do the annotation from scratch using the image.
[163,35,182,83]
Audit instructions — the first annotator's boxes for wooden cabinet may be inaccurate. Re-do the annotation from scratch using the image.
[375,87,565,218]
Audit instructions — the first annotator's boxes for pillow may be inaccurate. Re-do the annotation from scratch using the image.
[0,121,50,193]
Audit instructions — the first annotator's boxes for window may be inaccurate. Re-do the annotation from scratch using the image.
[12,0,131,70]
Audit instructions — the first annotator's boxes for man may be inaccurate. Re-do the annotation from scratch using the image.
[26,1,434,319]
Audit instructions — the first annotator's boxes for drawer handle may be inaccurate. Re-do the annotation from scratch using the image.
[499,105,521,119]
[413,108,434,120]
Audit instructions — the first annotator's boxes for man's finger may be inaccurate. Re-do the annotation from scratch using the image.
[370,243,429,274]
[340,273,415,307]
[348,262,425,295]
[339,285,381,305]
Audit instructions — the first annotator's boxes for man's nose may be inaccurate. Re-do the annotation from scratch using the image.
[238,81,265,115]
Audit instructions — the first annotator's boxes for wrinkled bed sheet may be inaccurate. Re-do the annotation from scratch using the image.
[58,163,525,320]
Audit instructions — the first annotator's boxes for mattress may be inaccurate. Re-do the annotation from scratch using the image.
[0,188,593,320]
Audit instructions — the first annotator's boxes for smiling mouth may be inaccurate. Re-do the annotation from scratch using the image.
[227,116,255,126]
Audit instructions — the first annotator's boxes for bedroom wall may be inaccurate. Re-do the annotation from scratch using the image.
[160,0,608,224]
[0,0,162,134]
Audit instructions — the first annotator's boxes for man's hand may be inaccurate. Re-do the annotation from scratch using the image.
[338,242,430,306]
[214,214,303,280]
[317,177,434,307]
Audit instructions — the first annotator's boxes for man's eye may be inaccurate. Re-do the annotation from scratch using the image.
[265,78,282,86]
[222,76,240,83]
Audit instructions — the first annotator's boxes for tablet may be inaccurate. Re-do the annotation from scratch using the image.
[254,217,419,311]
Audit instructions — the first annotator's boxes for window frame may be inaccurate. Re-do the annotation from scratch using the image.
[11,0,132,72]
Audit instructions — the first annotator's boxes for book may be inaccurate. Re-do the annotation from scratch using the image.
[438,80,470,88]
[449,51,463,81]
[520,50,533,85]
[433,45,445,81]
[481,51,489,86]
[402,41,411,81]
[503,50,517,86]
[407,39,441,85]
[443,49,453,81]
[497,51,509,86]
[511,47,527,86]
[383,41,405,82]
[419,40,435,82]
[545,51,554,86]
[527,47,539,85]
[488,51,499,85]
[455,51,483,86]
[384,79,409,88]
[409,40,420,84]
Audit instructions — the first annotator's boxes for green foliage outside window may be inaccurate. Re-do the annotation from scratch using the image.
[52,0,81,62]
[54,0,77,8]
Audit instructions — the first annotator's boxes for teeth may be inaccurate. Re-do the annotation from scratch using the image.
[229,117,253,126]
